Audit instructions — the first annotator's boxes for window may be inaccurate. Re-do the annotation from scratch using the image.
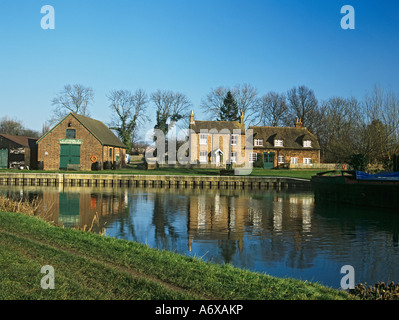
[291,157,298,164]
[231,134,238,145]
[303,140,312,148]
[231,152,237,163]
[278,156,285,164]
[200,134,208,145]
[109,148,113,158]
[66,129,76,139]
[199,151,208,163]
[303,158,312,164]
[274,139,283,147]
[254,139,263,146]
[250,152,258,163]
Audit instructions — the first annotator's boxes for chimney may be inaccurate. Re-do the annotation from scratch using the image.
[240,112,244,124]
[295,118,303,128]
[190,110,195,124]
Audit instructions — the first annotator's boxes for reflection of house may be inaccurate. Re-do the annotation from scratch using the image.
[249,119,320,168]
[37,112,126,170]
[187,193,248,254]
[0,134,38,169]
[189,111,246,167]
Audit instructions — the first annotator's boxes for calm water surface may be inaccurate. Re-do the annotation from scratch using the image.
[2,185,399,289]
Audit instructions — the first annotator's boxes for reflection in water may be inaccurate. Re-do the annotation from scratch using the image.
[1,185,398,289]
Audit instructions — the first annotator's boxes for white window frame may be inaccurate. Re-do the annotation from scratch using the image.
[231,134,238,146]
[278,156,285,164]
[199,151,208,163]
[303,140,312,148]
[303,158,312,164]
[199,134,208,145]
[249,152,258,163]
[290,157,298,164]
[231,151,237,163]
[254,139,263,147]
[274,139,283,147]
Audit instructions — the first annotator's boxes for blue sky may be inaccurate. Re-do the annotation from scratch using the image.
[1,0,398,137]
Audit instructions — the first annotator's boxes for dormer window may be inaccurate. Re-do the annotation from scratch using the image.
[254,139,263,147]
[303,140,312,148]
[274,139,283,147]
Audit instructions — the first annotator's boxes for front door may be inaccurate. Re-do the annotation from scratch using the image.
[60,144,81,170]
[0,149,8,169]
[263,152,275,169]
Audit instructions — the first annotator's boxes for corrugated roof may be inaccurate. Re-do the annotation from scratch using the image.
[248,126,320,150]
[190,120,245,134]
[71,113,127,148]
[0,134,38,148]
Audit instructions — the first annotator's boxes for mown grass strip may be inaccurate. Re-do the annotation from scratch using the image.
[0,211,354,300]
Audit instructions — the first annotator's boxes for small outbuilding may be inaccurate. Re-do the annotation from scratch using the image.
[0,134,38,169]
[37,112,127,171]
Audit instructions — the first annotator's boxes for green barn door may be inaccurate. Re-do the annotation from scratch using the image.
[58,193,80,227]
[60,144,81,170]
[0,149,8,169]
[263,152,275,169]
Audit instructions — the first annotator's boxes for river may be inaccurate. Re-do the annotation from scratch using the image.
[2,184,398,289]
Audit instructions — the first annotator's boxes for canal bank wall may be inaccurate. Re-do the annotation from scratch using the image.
[0,172,311,190]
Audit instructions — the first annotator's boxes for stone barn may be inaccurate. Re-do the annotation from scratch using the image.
[0,134,38,169]
[37,112,127,171]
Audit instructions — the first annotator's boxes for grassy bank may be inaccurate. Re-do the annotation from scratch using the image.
[0,211,353,300]
[0,165,322,180]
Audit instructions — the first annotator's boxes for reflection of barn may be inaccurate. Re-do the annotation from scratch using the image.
[38,188,127,231]
[0,134,38,169]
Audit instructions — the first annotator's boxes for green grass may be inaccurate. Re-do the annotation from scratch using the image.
[0,211,354,300]
[0,163,322,180]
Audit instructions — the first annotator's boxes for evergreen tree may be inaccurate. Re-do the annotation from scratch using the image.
[218,91,239,121]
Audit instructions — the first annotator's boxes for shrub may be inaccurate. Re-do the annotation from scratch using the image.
[349,282,399,300]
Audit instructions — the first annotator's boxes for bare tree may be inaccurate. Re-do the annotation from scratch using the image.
[200,86,228,120]
[151,90,192,136]
[50,84,94,124]
[201,84,260,124]
[317,97,363,162]
[286,85,318,130]
[108,89,149,153]
[258,91,289,126]
[0,116,40,138]
[232,83,260,124]
[362,85,399,164]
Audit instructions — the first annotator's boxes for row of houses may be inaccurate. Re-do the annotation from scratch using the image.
[188,111,320,168]
[0,111,320,170]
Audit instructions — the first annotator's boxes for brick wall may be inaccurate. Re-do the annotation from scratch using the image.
[38,114,121,170]
[253,148,320,167]
[189,132,247,165]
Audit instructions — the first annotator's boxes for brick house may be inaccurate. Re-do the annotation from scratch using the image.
[248,119,320,168]
[189,111,247,167]
[0,134,38,169]
[37,112,127,170]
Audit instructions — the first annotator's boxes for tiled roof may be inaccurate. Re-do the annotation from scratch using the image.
[72,113,127,148]
[248,126,320,149]
[190,120,245,134]
[0,134,37,148]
